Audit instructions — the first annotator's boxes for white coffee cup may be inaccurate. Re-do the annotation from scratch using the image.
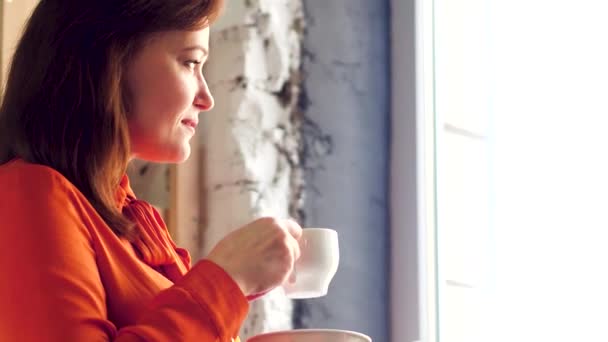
[282,228,339,299]
[247,329,371,342]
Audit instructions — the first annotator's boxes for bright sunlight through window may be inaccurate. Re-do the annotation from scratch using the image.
[434,0,608,341]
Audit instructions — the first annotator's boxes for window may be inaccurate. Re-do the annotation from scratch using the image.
[432,0,608,341]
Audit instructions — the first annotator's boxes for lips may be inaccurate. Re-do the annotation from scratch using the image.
[181,118,198,129]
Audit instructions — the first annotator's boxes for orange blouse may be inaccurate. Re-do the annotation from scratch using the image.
[0,159,248,341]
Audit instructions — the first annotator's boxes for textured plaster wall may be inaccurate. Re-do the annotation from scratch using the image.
[199,0,305,338]
[295,1,391,341]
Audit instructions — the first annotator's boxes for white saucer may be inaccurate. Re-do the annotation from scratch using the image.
[247,328,371,342]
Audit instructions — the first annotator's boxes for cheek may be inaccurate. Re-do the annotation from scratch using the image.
[128,72,195,146]
[142,71,194,117]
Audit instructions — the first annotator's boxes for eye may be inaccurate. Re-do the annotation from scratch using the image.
[184,60,202,69]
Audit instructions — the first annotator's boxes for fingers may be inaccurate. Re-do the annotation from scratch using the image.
[291,235,301,261]
[282,219,302,261]
[274,218,301,284]
[287,267,297,284]
[284,218,303,240]
[285,240,299,285]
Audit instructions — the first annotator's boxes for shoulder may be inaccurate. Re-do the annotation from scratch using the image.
[0,158,79,198]
[0,158,89,223]
[0,158,95,243]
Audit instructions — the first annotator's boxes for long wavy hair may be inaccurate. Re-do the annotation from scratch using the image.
[0,0,223,238]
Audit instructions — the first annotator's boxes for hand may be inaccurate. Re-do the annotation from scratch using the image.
[204,217,302,296]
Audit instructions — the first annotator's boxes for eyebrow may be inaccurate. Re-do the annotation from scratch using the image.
[182,45,209,56]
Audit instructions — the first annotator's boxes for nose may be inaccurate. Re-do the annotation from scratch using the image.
[194,76,214,111]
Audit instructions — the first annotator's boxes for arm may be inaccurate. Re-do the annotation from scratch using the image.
[0,168,247,341]
[119,260,248,341]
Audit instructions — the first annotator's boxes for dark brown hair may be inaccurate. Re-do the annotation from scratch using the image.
[0,0,223,238]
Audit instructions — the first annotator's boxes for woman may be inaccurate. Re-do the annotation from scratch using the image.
[0,0,302,341]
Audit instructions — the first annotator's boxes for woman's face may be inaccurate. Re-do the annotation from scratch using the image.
[125,27,213,163]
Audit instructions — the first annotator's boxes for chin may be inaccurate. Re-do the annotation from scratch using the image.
[133,145,191,164]
[172,152,191,163]
[166,147,191,164]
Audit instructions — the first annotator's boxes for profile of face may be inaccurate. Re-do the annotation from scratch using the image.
[125,27,214,163]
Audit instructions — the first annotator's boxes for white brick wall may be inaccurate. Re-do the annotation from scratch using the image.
[199,0,304,339]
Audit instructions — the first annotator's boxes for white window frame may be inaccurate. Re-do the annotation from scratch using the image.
[390,0,437,341]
